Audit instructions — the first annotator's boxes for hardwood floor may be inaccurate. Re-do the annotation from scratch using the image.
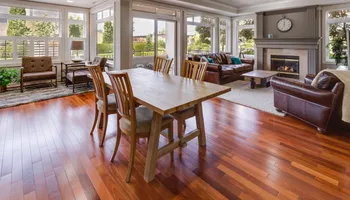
[0,92,350,200]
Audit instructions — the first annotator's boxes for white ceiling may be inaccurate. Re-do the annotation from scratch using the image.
[22,0,107,8]
[22,0,350,15]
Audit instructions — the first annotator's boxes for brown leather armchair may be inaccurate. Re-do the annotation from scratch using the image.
[21,56,57,92]
[271,73,345,133]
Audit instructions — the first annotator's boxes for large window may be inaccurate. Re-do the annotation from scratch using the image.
[186,15,214,55]
[0,6,61,61]
[96,7,114,60]
[68,12,86,59]
[237,19,255,58]
[325,9,350,63]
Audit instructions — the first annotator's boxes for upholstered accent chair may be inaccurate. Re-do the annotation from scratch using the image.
[66,57,107,93]
[20,56,57,92]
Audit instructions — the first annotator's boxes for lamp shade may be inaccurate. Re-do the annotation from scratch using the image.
[71,41,84,50]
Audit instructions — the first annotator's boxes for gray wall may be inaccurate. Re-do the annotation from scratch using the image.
[260,6,319,39]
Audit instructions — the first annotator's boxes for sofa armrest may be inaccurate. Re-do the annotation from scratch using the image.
[241,59,255,66]
[304,74,316,85]
[271,77,335,108]
[207,63,222,72]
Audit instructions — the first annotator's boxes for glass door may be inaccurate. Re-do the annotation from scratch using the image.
[132,17,155,69]
[157,20,176,74]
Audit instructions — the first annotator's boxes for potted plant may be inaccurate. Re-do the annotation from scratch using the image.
[0,68,20,93]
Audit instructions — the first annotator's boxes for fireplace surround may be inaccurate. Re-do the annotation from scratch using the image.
[254,38,321,79]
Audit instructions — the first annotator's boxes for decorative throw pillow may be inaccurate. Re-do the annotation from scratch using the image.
[200,56,209,63]
[207,58,214,63]
[226,55,233,64]
[231,56,242,64]
[316,72,340,90]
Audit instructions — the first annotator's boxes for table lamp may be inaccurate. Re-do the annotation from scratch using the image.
[71,41,84,62]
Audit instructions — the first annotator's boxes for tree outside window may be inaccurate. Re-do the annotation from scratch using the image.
[187,16,213,55]
[238,19,255,57]
[327,10,350,65]
[97,21,114,60]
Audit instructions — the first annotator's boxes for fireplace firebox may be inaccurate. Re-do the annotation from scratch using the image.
[271,55,299,74]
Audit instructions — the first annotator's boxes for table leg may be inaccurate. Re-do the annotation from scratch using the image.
[144,112,162,182]
[195,102,206,146]
[250,77,256,89]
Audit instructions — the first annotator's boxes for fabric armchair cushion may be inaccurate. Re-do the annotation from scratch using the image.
[23,71,56,81]
[22,56,53,73]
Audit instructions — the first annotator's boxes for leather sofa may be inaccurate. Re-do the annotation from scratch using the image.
[191,53,254,85]
[21,56,57,92]
[271,72,345,133]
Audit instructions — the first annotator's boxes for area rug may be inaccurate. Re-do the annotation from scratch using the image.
[219,80,285,116]
[0,82,94,108]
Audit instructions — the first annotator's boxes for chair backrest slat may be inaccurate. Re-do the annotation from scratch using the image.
[108,72,136,124]
[154,57,174,74]
[88,65,107,101]
[181,60,208,81]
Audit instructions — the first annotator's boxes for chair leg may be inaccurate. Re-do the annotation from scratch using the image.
[97,111,103,129]
[177,120,184,154]
[126,136,137,183]
[111,114,122,161]
[55,78,57,88]
[99,112,108,147]
[183,120,187,128]
[110,128,122,162]
[21,81,23,93]
[90,106,99,135]
[168,122,174,160]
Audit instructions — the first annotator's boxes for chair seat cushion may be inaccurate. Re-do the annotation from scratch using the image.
[97,94,117,111]
[23,71,56,81]
[120,106,173,136]
[66,70,90,82]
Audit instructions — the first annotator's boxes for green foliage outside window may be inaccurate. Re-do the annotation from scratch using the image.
[7,7,58,38]
[327,10,349,65]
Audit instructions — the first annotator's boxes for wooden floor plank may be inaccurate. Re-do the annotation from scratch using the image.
[0,92,349,200]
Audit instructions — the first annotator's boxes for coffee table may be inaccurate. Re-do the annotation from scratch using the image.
[242,70,279,89]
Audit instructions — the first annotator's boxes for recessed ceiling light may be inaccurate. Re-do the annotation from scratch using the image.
[67,0,75,3]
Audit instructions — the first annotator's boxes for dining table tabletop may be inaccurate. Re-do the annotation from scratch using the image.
[95,68,231,182]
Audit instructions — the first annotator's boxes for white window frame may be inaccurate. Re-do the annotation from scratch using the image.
[186,14,215,54]
[219,18,229,53]
[67,11,88,60]
[234,16,255,59]
[0,5,62,63]
[323,6,350,64]
[95,7,114,61]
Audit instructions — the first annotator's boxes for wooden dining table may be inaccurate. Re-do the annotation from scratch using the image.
[99,68,231,182]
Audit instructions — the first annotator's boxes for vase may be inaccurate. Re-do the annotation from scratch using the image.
[0,85,7,93]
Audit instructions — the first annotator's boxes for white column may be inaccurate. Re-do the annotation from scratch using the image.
[177,10,185,76]
[213,17,220,53]
[114,0,132,70]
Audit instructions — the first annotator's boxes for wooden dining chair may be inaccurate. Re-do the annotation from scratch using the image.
[88,65,117,147]
[172,60,208,152]
[107,72,174,183]
[154,56,174,74]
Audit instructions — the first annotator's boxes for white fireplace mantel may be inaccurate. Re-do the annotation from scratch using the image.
[254,38,321,49]
[254,37,322,75]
